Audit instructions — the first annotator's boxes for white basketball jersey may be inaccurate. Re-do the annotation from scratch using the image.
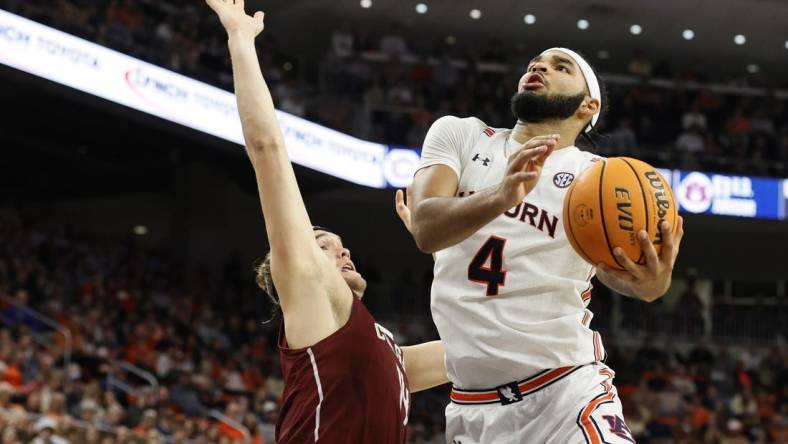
[418,116,605,389]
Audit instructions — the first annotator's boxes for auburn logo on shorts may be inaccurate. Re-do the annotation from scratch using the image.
[602,415,635,443]
[553,172,575,188]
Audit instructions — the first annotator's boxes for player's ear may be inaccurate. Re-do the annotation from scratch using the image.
[577,97,600,122]
[584,97,600,116]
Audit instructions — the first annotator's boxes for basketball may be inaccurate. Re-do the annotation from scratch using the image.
[563,157,678,270]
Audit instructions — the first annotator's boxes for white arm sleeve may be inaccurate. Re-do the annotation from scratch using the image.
[416,116,473,180]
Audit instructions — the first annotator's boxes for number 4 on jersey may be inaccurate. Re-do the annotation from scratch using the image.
[467,236,507,296]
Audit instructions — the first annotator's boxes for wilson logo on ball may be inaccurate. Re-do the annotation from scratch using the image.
[644,171,671,245]
[553,172,575,188]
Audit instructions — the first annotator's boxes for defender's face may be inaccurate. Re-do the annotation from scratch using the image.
[315,230,367,296]
[518,50,588,98]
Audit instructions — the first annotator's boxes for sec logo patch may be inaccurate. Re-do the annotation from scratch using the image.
[553,172,575,188]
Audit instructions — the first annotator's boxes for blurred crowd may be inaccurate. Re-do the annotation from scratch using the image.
[2,0,787,176]
[607,340,788,443]
[0,208,280,443]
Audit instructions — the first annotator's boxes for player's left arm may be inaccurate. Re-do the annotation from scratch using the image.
[206,0,349,348]
[401,341,448,392]
[596,217,685,302]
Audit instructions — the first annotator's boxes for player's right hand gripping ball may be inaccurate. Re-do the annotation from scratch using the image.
[563,157,678,270]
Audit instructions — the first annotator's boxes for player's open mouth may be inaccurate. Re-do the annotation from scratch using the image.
[523,73,546,90]
[341,263,355,272]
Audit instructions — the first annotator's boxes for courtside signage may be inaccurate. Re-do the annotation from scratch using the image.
[673,170,781,220]
[0,9,386,188]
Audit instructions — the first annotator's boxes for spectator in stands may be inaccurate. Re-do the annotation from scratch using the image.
[31,416,66,444]
[330,23,355,59]
[279,89,306,117]
[725,107,753,156]
[379,23,409,57]
[388,78,415,105]
[682,100,708,132]
[608,118,638,154]
[628,49,653,78]
[99,1,134,54]
[408,96,433,147]
[273,78,307,118]
[675,124,706,168]
[751,106,776,139]
[433,55,460,99]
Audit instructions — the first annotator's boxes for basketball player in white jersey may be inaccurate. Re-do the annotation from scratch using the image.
[409,48,685,443]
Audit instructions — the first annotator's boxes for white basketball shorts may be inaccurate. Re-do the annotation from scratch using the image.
[446,363,636,444]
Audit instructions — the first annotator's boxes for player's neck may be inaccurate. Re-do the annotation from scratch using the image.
[511,120,578,150]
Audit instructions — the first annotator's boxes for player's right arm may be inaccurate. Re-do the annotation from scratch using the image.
[410,117,559,253]
[207,0,348,348]
[401,341,448,392]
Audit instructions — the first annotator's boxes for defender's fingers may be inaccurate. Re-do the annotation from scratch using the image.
[395,189,405,207]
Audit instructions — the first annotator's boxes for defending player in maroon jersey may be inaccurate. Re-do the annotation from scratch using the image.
[205,1,449,442]
[277,295,410,443]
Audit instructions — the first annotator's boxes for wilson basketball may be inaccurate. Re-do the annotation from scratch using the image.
[563,157,678,270]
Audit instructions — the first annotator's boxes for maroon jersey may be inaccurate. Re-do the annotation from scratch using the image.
[276,298,410,443]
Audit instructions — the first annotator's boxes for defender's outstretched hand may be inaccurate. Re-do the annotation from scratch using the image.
[395,187,413,234]
[206,0,265,39]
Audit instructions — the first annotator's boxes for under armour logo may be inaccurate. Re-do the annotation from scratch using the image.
[497,383,522,405]
[472,153,491,166]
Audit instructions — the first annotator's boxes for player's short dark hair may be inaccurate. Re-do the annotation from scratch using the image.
[254,251,280,322]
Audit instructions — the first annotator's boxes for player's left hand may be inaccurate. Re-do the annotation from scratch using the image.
[206,0,265,40]
[395,187,413,234]
[596,217,685,302]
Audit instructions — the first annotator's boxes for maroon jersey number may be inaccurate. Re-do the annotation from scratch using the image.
[375,323,410,425]
[467,235,507,296]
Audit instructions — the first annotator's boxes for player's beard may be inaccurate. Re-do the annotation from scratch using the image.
[510,90,585,123]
